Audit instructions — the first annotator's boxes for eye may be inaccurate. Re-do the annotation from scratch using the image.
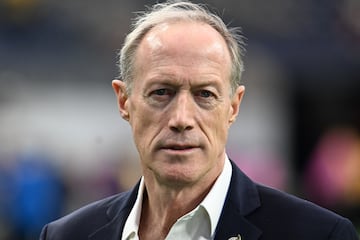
[147,88,176,105]
[145,85,176,107]
[153,89,169,96]
[197,90,215,98]
[193,89,219,109]
[151,88,174,96]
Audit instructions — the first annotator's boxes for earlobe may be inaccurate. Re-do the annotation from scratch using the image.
[112,79,130,121]
[229,85,245,124]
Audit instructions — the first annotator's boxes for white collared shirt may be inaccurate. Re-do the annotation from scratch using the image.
[122,155,233,240]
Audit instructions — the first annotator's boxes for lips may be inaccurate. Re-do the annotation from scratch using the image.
[158,141,200,152]
[161,145,197,151]
[155,136,202,153]
[162,144,196,150]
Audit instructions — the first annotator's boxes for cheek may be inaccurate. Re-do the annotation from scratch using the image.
[129,101,162,149]
[214,119,230,143]
[203,109,230,146]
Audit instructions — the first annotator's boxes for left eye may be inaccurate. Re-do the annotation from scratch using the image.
[198,90,214,98]
[153,89,168,96]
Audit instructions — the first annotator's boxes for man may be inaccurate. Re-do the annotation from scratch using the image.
[40,1,359,239]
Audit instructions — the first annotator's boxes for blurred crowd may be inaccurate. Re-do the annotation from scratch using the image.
[0,0,359,239]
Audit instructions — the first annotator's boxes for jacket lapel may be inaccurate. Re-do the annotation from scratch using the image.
[214,160,262,240]
[215,203,262,240]
[88,182,140,240]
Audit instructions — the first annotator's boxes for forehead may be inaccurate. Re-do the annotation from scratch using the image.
[144,21,228,52]
[133,21,232,77]
[143,20,229,58]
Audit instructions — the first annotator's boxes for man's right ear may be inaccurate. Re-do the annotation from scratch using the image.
[112,79,130,121]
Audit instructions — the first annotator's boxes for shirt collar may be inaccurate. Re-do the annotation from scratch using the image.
[200,154,232,237]
[121,155,232,240]
[122,177,145,240]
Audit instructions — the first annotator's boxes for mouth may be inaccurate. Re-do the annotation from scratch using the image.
[167,145,194,150]
[160,144,199,153]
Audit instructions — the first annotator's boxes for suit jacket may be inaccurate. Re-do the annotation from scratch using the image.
[40,161,359,240]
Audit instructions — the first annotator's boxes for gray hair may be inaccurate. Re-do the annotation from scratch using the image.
[118,0,245,95]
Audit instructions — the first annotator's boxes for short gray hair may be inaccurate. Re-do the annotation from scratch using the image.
[118,0,245,95]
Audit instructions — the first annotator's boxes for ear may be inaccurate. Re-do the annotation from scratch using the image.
[228,85,245,125]
[112,79,130,121]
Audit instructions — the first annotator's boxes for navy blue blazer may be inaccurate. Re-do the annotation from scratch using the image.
[40,161,359,239]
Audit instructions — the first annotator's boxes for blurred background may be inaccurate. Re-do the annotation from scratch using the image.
[0,0,359,238]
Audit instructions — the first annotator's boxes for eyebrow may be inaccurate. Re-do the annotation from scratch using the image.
[143,73,224,89]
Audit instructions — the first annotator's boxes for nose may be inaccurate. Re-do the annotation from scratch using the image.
[168,92,195,132]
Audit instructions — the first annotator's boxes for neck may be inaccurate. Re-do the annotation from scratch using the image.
[140,183,211,239]
[138,159,225,239]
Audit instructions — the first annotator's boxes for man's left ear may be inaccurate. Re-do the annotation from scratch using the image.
[229,85,245,124]
[112,79,130,121]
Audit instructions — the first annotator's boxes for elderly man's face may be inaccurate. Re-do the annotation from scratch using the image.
[113,21,244,186]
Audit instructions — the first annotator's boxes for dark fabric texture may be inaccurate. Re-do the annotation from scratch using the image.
[40,161,359,240]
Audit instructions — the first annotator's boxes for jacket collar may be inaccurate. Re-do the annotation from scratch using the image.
[88,181,140,240]
[87,160,262,240]
[214,160,262,240]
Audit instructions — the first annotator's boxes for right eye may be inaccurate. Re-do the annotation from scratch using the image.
[153,89,170,96]
[148,88,176,103]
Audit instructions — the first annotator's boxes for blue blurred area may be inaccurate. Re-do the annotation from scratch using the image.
[0,0,359,238]
[11,155,64,238]
[0,153,66,239]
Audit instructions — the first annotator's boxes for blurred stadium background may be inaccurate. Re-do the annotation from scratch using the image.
[0,0,359,239]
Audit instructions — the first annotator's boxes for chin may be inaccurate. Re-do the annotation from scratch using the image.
[158,173,198,188]
[154,163,209,187]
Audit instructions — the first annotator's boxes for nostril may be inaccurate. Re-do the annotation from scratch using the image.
[170,126,180,132]
[170,125,193,132]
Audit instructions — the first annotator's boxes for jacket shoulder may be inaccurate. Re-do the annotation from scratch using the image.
[250,184,358,239]
[40,191,133,240]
